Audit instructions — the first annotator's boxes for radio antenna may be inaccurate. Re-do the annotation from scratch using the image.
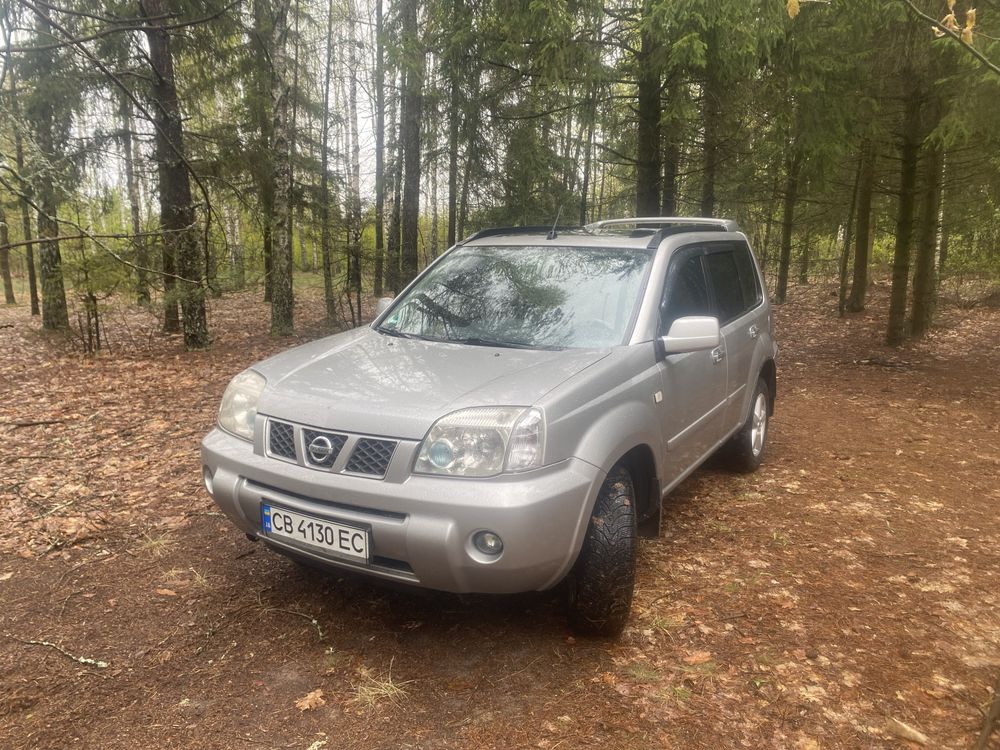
[547,205,563,240]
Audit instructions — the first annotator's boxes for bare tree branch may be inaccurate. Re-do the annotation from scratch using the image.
[15,0,222,277]
[0,167,199,284]
[3,0,243,53]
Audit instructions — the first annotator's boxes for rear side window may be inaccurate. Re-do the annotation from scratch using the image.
[733,242,763,310]
[704,242,763,324]
[705,251,745,324]
[660,254,712,334]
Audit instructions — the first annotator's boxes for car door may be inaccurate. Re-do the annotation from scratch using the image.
[656,246,729,481]
[703,241,767,432]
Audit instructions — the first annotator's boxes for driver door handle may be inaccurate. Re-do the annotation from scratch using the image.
[711,347,725,363]
[748,324,760,339]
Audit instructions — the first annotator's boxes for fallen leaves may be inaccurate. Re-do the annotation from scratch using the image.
[154,588,177,597]
[295,689,326,711]
[682,651,713,666]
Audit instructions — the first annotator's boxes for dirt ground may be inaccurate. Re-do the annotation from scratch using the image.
[1,281,998,750]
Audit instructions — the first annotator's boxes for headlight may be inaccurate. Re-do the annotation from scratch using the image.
[218,369,266,441]
[414,407,545,477]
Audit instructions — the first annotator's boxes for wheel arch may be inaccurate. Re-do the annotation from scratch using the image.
[760,358,776,415]
[616,444,661,538]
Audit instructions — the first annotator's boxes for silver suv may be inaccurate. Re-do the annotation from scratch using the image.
[201,217,777,635]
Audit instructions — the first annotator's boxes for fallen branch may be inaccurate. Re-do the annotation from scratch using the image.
[974,671,1000,750]
[4,634,109,668]
[7,419,66,428]
[261,607,325,641]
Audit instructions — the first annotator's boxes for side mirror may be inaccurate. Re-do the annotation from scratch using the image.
[660,316,720,355]
[375,297,395,316]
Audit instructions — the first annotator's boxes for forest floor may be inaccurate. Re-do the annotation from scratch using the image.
[1,279,999,750]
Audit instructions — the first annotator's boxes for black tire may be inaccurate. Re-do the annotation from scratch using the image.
[565,466,637,637]
[723,376,770,473]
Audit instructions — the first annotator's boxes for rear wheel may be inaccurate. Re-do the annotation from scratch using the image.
[723,377,770,473]
[565,466,637,637]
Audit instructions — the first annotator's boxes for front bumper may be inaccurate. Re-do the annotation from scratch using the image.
[201,428,605,593]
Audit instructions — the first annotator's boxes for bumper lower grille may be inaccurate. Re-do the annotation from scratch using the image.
[346,438,397,478]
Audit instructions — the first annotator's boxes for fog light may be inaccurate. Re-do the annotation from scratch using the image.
[203,467,214,496]
[473,531,503,556]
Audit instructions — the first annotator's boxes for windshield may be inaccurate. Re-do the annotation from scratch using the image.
[377,244,653,349]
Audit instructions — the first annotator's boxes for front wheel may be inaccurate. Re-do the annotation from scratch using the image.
[565,466,637,637]
[723,377,770,473]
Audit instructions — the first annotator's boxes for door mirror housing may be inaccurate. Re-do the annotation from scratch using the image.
[375,297,395,316]
[659,316,720,356]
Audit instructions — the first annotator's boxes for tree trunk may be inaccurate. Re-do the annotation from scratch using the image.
[319,0,336,318]
[120,95,148,304]
[264,0,294,335]
[910,144,943,337]
[430,158,439,259]
[661,142,680,217]
[347,0,363,323]
[10,71,39,315]
[579,86,597,225]
[290,0,301,282]
[252,0,276,304]
[700,39,722,217]
[797,229,810,285]
[886,89,922,346]
[226,207,245,289]
[1,217,17,318]
[0,204,15,304]
[847,141,876,312]
[456,80,477,239]
[399,0,424,287]
[938,217,949,277]
[29,8,69,330]
[446,45,461,245]
[373,0,386,294]
[774,151,801,304]
[838,153,863,317]
[141,0,208,347]
[386,71,403,294]
[635,13,661,216]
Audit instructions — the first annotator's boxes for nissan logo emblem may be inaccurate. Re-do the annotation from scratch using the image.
[307,435,335,464]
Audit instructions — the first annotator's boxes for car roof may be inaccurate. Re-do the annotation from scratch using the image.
[459,217,742,251]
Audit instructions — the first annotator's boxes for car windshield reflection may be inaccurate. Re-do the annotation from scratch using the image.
[377,245,653,349]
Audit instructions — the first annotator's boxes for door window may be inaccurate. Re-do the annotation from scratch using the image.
[705,251,745,324]
[660,254,713,335]
[733,242,763,310]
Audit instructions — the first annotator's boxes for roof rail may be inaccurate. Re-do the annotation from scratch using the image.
[460,225,587,243]
[587,216,740,232]
[642,224,730,249]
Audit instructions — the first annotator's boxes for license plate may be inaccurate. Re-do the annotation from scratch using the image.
[261,503,369,563]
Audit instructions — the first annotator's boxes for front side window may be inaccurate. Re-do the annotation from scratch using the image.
[377,244,653,349]
[660,254,713,334]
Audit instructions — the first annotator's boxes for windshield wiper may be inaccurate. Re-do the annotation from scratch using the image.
[376,327,426,341]
[450,336,539,350]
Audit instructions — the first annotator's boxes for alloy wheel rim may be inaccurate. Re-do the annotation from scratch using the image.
[751,393,767,457]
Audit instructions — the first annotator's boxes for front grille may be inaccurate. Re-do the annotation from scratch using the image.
[301,428,347,468]
[345,438,397,477]
[268,420,296,460]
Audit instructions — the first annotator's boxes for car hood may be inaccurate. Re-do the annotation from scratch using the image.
[253,327,610,439]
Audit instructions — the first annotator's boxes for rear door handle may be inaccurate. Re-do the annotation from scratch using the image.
[748,324,760,339]
[711,347,725,363]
